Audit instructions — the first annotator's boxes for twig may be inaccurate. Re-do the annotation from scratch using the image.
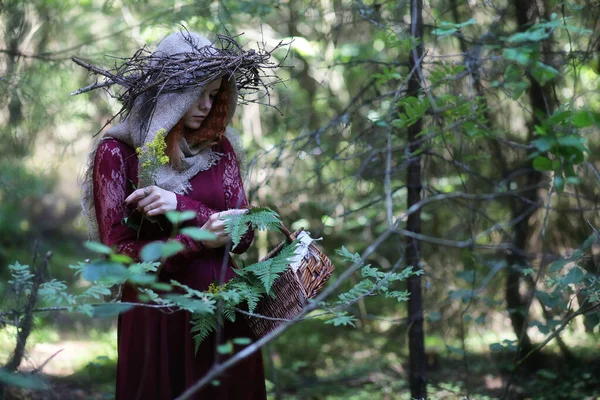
[4,251,52,372]
[175,228,394,400]
[32,349,64,374]
[517,306,596,366]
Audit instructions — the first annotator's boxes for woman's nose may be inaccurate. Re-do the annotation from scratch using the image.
[198,95,211,111]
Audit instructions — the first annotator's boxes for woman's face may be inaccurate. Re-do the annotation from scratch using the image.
[182,78,223,130]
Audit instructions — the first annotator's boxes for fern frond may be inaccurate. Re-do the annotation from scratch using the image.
[228,281,262,313]
[164,293,216,314]
[170,280,206,298]
[338,279,375,303]
[222,305,237,323]
[81,285,112,300]
[8,262,35,296]
[191,313,217,354]
[223,207,282,248]
[38,280,67,297]
[241,241,298,294]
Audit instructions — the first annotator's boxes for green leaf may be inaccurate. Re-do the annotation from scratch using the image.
[553,175,565,193]
[141,242,164,262]
[217,342,234,354]
[324,314,357,327]
[503,63,522,81]
[81,285,111,300]
[0,369,48,389]
[164,294,215,314]
[456,18,476,28]
[432,27,457,36]
[241,241,298,293]
[582,234,597,250]
[84,241,112,255]
[82,262,128,282]
[532,137,554,152]
[222,207,282,248]
[548,258,569,273]
[191,313,217,352]
[572,110,599,128]
[165,210,197,225]
[548,110,572,125]
[533,156,553,171]
[127,272,157,285]
[557,136,587,152]
[504,48,531,65]
[507,28,549,43]
[110,253,133,264]
[161,240,184,258]
[232,337,252,345]
[386,290,410,302]
[506,81,529,100]
[537,290,559,308]
[150,282,173,291]
[462,121,481,137]
[432,18,475,37]
[531,62,560,86]
[562,267,585,285]
[180,227,217,241]
[489,343,504,352]
[92,303,134,318]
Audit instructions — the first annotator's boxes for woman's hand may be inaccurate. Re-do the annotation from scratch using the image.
[201,209,248,249]
[124,185,177,217]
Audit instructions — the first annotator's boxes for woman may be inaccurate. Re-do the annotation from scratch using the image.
[81,31,267,399]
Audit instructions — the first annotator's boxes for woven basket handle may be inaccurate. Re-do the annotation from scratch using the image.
[279,223,303,243]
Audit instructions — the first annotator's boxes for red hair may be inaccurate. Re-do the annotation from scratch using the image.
[165,78,231,170]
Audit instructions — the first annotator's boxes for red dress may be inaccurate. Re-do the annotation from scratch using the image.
[93,137,267,400]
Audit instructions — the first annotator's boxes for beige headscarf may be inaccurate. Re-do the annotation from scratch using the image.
[80,31,246,241]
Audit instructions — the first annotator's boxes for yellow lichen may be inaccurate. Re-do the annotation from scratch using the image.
[136,128,170,186]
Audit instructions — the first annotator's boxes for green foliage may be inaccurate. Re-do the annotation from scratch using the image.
[392,97,430,129]
[324,312,357,327]
[432,18,477,37]
[236,240,298,294]
[333,247,421,306]
[179,227,217,241]
[2,2,600,398]
[0,369,47,390]
[222,207,282,248]
[191,312,217,353]
[530,107,592,192]
[7,262,34,297]
[165,210,196,225]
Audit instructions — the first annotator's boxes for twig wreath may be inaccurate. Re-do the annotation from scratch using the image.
[71,29,290,135]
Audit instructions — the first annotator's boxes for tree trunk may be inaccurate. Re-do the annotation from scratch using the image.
[505,0,556,364]
[406,0,426,398]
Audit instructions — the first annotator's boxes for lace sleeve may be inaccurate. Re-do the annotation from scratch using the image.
[222,138,254,254]
[93,139,200,276]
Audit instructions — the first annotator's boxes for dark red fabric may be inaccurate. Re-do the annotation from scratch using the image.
[93,137,266,400]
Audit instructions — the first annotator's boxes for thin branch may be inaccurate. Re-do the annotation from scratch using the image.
[175,228,394,400]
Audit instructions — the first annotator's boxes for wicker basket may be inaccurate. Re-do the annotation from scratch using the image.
[245,224,335,338]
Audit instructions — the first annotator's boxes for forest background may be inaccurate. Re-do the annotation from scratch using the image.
[0,0,599,399]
